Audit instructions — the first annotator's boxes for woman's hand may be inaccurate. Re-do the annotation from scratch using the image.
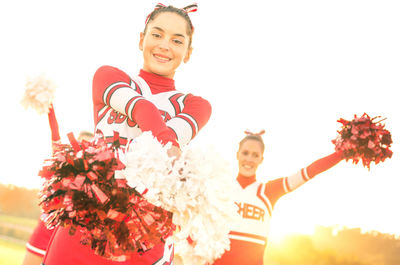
[173,255,184,265]
[167,145,181,159]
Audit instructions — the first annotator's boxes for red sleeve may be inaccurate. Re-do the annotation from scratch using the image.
[284,151,344,191]
[182,94,212,132]
[261,178,288,210]
[262,152,344,205]
[165,94,212,146]
[92,65,178,146]
[306,151,344,178]
[48,104,60,142]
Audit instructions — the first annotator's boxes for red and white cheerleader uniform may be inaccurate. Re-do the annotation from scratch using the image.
[42,65,212,265]
[25,105,60,258]
[212,152,343,265]
[26,216,54,258]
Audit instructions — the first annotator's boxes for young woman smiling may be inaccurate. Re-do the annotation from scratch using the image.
[42,4,212,265]
[212,130,344,265]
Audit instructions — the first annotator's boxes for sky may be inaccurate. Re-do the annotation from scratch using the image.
[0,0,399,241]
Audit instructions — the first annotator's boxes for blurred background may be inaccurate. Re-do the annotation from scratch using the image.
[0,0,399,264]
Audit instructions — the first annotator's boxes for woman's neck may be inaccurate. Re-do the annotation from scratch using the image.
[139,69,175,94]
[236,173,256,189]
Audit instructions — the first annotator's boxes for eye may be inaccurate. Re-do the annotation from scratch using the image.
[242,151,249,156]
[252,153,259,158]
[172,39,184,45]
[152,33,162,38]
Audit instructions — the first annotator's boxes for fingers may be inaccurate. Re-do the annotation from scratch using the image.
[167,145,181,159]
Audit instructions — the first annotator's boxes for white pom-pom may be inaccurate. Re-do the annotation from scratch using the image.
[122,132,240,265]
[21,73,56,114]
[171,147,239,265]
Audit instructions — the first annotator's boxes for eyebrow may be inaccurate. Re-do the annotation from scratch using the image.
[152,26,186,38]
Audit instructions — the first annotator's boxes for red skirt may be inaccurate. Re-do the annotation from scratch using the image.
[26,219,54,257]
[43,226,173,265]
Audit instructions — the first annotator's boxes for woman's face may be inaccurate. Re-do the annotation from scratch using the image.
[139,12,192,79]
[237,139,264,177]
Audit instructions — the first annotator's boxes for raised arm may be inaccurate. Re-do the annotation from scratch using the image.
[286,151,343,191]
[48,104,61,153]
[264,151,344,208]
[92,65,178,146]
[165,94,211,147]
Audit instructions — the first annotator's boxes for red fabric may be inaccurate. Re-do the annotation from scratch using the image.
[45,65,211,264]
[47,104,60,142]
[43,65,214,264]
[306,151,343,178]
[225,152,344,264]
[236,174,256,189]
[139,68,212,138]
[43,227,172,265]
[237,151,343,209]
[257,152,344,208]
[92,65,178,147]
[261,178,287,209]
[138,69,175,94]
[176,94,212,134]
[133,100,178,146]
[26,219,54,257]
[236,176,288,211]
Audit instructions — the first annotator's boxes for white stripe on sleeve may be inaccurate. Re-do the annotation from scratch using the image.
[166,116,194,147]
[287,170,307,191]
[109,86,143,120]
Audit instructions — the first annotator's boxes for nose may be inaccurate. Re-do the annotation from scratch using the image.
[158,38,170,51]
[243,157,254,164]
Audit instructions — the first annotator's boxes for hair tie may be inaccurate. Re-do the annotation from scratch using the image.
[182,3,197,31]
[145,3,197,27]
[244,129,265,136]
[145,3,167,25]
[182,3,198,13]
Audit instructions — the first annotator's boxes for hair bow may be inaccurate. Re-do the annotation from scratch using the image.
[145,3,198,25]
[244,129,266,136]
[145,3,167,25]
[182,3,198,13]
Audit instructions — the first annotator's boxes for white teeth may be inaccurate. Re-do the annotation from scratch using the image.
[154,54,170,61]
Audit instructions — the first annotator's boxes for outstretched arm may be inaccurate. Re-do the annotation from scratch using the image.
[287,151,343,191]
[48,104,61,153]
[264,151,344,208]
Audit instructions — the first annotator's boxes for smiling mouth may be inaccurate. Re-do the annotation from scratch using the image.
[153,54,171,63]
[242,164,253,170]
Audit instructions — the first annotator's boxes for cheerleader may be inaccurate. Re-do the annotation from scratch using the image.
[23,104,93,265]
[212,130,344,265]
[42,3,211,265]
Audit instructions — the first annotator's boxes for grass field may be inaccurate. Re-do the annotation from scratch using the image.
[0,238,25,265]
[0,214,35,264]
[0,214,37,229]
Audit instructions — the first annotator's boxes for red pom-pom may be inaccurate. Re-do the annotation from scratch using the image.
[39,132,175,260]
[332,113,393,170]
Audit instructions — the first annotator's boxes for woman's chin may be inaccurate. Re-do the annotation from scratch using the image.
[148,64,174,78]
[239,171,256,177]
